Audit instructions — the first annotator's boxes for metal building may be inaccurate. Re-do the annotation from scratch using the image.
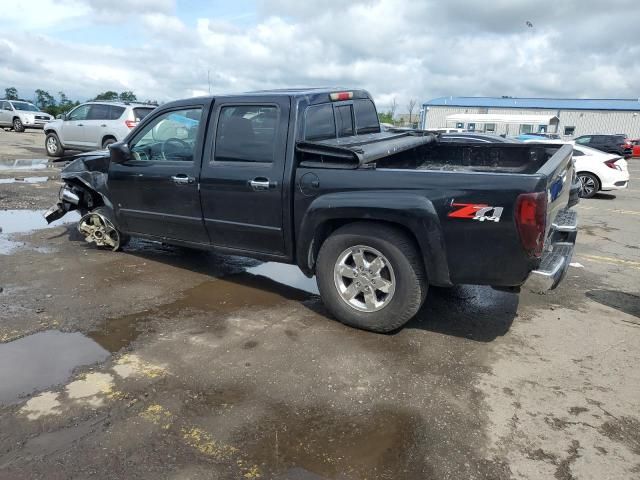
[420,97,640,139]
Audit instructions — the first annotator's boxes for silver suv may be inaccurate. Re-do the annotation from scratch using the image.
[0,100,53,131]
[43,101,156,157]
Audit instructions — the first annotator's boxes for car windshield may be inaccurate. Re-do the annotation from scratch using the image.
[10,101,39,112]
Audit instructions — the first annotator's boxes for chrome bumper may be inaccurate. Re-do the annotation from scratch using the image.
[524,209,577,294]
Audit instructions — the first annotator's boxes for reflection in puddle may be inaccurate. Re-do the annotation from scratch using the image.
[246,262,319,295]
[0,176,49,184]
[0,209,79,235]
[0,159,49,171]
[0,331,109,405]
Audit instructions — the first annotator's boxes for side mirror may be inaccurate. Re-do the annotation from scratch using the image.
[56,114,64,120]
[110,142,131,163]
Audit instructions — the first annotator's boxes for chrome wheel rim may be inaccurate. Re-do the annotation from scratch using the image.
[46,136,57,154]
[333,245,395,312]
[579,175,596,196]
[78,211,121,250]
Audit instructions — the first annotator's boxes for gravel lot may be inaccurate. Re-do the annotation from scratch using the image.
[1,130,639,479]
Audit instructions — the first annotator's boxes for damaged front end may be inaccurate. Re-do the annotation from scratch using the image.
[45,151,126,250]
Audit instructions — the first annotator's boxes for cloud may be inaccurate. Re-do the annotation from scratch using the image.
[1,0,640,112]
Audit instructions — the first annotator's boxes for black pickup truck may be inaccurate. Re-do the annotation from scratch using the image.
[46,88,579,332]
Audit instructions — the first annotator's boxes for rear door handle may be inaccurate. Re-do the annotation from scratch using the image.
[100,124,107,127]
[249,177,276,191]
[171,174,195,185]
[77,123,84,126]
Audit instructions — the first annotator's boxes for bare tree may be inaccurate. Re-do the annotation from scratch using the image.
[389,97,398,122]
[407,98,417,125]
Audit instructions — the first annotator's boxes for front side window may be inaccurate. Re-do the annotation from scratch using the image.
[130,107,202,162]
[214,105,279,163]
[336,105,354,137]
[67,104,90,121]
[572,149,584,157]
[87,104,110,120]
[575,136,590,144]
[305,104,335,141]
[354,99,380,134]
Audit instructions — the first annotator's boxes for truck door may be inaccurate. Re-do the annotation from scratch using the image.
[107,102,210,244]
[199,96,290,255]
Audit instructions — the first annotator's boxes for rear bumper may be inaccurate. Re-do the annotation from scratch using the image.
[524,209,577,293]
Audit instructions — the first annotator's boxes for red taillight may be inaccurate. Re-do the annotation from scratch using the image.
[515,192,547,258]
[329,91,354,101]
[125,120,137,129]
[604,159,619,170]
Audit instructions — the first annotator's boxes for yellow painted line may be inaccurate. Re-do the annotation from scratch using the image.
[579,254,640,270]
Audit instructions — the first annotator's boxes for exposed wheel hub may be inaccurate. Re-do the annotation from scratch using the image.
[333,245,396,312]
[78,211,121,250]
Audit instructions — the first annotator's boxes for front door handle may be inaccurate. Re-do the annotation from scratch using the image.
[77,123,84,126]
[249,177,276,191]
[171,174,195,185]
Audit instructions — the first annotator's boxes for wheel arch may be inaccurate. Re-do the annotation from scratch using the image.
[576,170,602,186]
[296,192,452,287]
[101,135,117,148]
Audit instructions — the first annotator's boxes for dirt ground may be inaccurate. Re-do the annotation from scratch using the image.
[1,130,639,479]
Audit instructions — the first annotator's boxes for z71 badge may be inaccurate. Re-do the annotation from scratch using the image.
[448,202,504,223]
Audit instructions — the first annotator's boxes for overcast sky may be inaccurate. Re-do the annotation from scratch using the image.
[1,0,639,112]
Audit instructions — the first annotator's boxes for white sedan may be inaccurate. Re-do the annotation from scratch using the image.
[522,140,630,198]
[571,144,629,198]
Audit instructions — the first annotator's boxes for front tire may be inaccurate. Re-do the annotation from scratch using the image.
[577,172,600,198]
[102,137,116,149]
[316,222,427,333]
[78,207,129,251]
[45,132,64,157]
[13,118,24,132]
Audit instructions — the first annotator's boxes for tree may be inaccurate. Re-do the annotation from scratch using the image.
[4,87,18,100]
[406,98,417,125]
[119,91,137,102]
[93,91,119,101]
[57,91,76,115]
[389,97,398,121]
[378,111,393,124]
[35,89,56,111]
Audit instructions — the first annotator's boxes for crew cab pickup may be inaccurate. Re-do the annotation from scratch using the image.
[45,88,579,332]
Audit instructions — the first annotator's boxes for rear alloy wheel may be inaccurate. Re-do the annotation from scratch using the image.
[316,222,427,333]
[13,117,24,132]
[102,138,116,149]
[78,208,128,251]
[45,132,64,157]
[577,172,600,199]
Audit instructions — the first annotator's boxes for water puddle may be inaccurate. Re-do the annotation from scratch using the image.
[246,262,319,295]
[0,331,109,405]
[0,210,80,254]
[241,405,428,478]
[0,159,49,171]
[0,176,49,184]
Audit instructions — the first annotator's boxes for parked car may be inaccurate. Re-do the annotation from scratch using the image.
[45,88,578,333]
[574,134,632,157]
[630,139,640,158]
[43,101,156,157]
[0,100,53,132]
[571,144,629,198]
[523,139,630,198]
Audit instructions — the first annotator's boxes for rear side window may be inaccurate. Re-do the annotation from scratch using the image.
[335,105,353,137]
[87,104,110,120]
[108,106,126,120]
[214,105,279,163]
[305,104,335,141]
[133,107,154,122]
[353,99,380,134]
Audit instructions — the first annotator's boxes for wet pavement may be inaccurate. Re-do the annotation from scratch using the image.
[0,151,639,478]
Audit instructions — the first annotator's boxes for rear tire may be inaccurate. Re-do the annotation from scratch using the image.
[577,172,600,198]
[316,222,427,333]
[102,137,116,149]
[45,132,64,157]
[12,117,24,132]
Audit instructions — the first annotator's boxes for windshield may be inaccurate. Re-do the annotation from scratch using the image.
[10,101,39,112]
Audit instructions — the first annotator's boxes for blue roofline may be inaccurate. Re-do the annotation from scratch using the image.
[423,96,640,111]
